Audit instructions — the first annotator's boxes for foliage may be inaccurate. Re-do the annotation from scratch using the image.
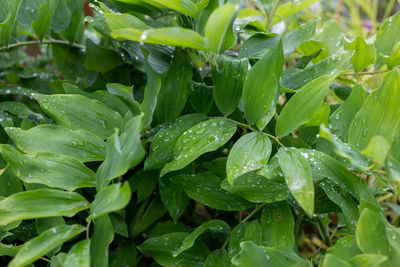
[1,0,400,266]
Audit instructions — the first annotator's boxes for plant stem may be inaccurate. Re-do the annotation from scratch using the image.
[0,39,85,51]
[241,203,266,224]
[86,220,91,240]
[266,0,282,32]
[220,232,230,251]
[228,119,285,147]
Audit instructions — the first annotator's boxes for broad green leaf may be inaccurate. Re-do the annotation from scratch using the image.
[356,208,400,266]
[277,147,314,216]
[0,0,23,45]
[260,201,294,248]
[104,13,150,31]
[242,40,283,124]
[231,241,310,267]
[90,215,114,267]
[5,125,106,162]
[221,172,289,203]
[129,170,158,203]
[9,224,85,267]
[140,61,161,129]
[204,249,231,267]
[85,39,122,73]
[106,83,140,115]
[34,94,123,138]
[361,136,390,166]
[109,242,137,267]
[319,124,370,171]
[304,103,330,127]
[325,236,361,261]
[212,56,248,116]
[171,172,251,211]
[36,217,65,235]
[319,179,358,232]
[281,52,352,90]
[329,84,367,141]
[322,254,352,267]
[159,176,189,222]
[227,132,271,183]
[140,0,198,17]
[345,37,377,72]
[375,11,400,67]
[96,115,145,190]
[60,0,85,43]
[272,0,319,25]
[297,40,330,63]
[348,70,400,150]
[383,42,400,69]
[155,49,193,123]
[0,168,23,198]
[205,3,238,53]
[88,182,131,221]
[137,232,209,267]
[112,27,208,51]
[189,82,214,114]
[64,239,90,267]
[0,189,88,225]
[348,254,388,267]
[276,74,336,138]
[161,118,236,176]
[229,221,263,258]
[172,220,229,256]
[131,195,167,237]
[238,33,280,59]
[145,114,207,170]
[386,156,400,182]
[0,144,95,191]
[32,0,60,40]
[283,18,318,56]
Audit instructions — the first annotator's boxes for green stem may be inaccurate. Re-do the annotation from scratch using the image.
[0,39,85,51]
[220,232,230,251]
[241,203,266,224]
[266,0,282,32]
[86,220,91,240]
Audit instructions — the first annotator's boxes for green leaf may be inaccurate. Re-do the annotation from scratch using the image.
[345,37,377,72]
[348,254,388,267]
[297,40,330,63]
[227,132,271,183]
[159,176,189,222]
[189,82,214,114]
[96,115,145,190]
[0,189,89,225]
[281,52,352,90]
[325,236,362,261]
[204,249,231,267]
[205,3,238,53]
[137,232,209,267]
[161,118,236,176]
[276,74,336,138]
[383,42,400,69]
[329,84,367,141]
[32,0,60,40]
[88,182,131,221]
[141,0,198,17]
[277,147,314,217]
[109,242,137,267]
[106,83,140,115]
[90,215,114,267]
[172,220,229,257]
[375,11,400,67]
[386,156,400,182]
[212,56,248,116]
[322,254,352,267]
[272,0,319,25]
[9,224,85,267]
[34,94,123,138]
[171,172,251,211]
[231,241,310,267]
[0,0,23,45]
[140,61,161,129]
[260,201,294,248]
[85,39,122,73]
[64,239,90,267]
[221,172,289,203]
[104,13,150,31]
[238,33,280,59]
[0,168,23,198]
[229,221,263,258]
[129,170,158,203]
[283,18,318,56]
[242,40,284,124]
[319,124,370,171]
[0,144,96,191]
[145,114,207,170]
[155,49,193,123]
[112,27,208,51]
[5,125,106,162]
[348,70,400,150]
[356,208,400,266]
[361,136,390,166]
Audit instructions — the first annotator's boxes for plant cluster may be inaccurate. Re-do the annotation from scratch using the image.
[1,0,400,266]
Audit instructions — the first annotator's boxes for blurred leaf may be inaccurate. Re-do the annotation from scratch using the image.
[0,144,96,191]
[322,254,352,267]
[383,42,400,69]
[161,118,236,176]
[85,40,122,73]
[260,201,294,248]
[171,172,252,211]
[239,33,280,59]
[243,40,283,124]
[129,170,158,203]
[272,0,318,25]
[64,239,90,267]
[348,254,388,267]
[212,56,248,115]
[0,189,89,225]
[361,136,390,166]
[227,133,271,183]
[276,74,336,138]
[375,11,400,67]
[345,37,377,72]
[9,224,85,267]
[0,0,23,45]
[159,176,189,222]
[204,249,230,267]
[32,0,60,40]
[91,215,114,267]
[283,18,317,56]
[88,182,131,221]
[189,82,214,114]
